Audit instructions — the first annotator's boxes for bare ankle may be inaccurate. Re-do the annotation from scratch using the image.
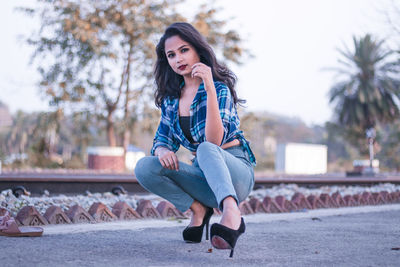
[189,200,207,227]
[222,197,240,212]
[190,200,206,214]
[220,197,241,229]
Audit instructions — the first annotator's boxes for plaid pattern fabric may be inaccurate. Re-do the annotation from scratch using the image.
[151,81,256,165]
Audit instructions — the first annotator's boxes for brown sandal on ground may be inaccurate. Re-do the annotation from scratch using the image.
[0,211,43,237]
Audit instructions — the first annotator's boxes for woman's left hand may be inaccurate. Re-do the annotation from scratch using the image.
[191,63,213,88]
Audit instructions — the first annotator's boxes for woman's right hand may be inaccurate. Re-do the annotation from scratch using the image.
[155,147,179,171]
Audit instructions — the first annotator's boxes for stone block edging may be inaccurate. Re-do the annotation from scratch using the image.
[4,190,399,226]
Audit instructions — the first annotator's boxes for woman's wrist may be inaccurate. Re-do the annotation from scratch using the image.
[155,146,169,157]
[204,79,215,93]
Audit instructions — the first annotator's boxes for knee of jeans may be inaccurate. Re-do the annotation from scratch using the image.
[197,141,218,157]
[134,156,161,184]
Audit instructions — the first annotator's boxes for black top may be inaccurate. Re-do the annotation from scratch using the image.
[179,116,195,143]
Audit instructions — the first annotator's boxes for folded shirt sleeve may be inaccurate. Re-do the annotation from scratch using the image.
[151,100,180,155]
[217,83,236,146]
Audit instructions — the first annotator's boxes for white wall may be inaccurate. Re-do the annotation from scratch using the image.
[275,143,327,174]
[125,151,145,171]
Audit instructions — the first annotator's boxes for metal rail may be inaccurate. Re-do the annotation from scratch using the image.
[1,172,400,195]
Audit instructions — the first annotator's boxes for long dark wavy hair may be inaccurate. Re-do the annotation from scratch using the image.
[154,22,244,108]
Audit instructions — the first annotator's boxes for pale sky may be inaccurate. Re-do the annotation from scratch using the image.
[0,0,396,125]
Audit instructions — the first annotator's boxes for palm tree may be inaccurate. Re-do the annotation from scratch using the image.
[329,34,400,172]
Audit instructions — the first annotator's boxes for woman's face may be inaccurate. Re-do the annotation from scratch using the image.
[164,35,200,76]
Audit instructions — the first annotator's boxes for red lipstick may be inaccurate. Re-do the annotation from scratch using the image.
[178,65,187,71]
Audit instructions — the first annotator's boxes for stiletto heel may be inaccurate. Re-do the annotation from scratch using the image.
[206,221,210,240]
[210,217,245,258]
[182,207,213,243]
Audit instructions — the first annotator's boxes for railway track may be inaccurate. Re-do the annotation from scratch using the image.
[1,172,400,195]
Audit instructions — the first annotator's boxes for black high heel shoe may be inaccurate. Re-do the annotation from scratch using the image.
[182,207,214,243]
[210,217,245,258]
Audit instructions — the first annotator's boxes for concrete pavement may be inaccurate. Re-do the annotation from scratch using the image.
[1,205,400,266]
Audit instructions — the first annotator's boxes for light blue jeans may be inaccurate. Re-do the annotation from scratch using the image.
[134,141,254,212]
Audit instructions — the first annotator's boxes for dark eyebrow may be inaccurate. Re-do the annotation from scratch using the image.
[166,45,189,54]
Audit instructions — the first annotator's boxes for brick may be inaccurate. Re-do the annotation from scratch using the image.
[239,201,254,215]
[380,191,392,203]
[319,194,338,208]
[112,201,141,220]
[88,202,118,222]
[275,195,297,212]
[355,193,366,205]
[16,206,48,226]
[361,192,375,205]
[274,195,285,209]
[396,191,400,202]
[389,191,400,203]
[343,195,358,207]
[263,196,286,213]
[156,201,184,218]
[287,200,299,211]
[136,199,162,219]
[249,198,267,213]
[388,192,396,203]
[88,154,125,171]
[352,194,363,205]
[372,192,385,205]
[307,195,327,209]
[331,192,346,207]
[291,192,312,210]
[43,205,72,224]
[65,205,96,224]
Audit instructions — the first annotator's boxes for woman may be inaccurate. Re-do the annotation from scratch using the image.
[135,22,256,258]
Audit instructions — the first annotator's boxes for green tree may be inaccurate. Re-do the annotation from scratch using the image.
[3,111,37,157]
[329,34,400,170]
[21,0,247,151]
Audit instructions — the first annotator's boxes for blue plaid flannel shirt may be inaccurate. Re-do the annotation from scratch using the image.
[151,81,256,165]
